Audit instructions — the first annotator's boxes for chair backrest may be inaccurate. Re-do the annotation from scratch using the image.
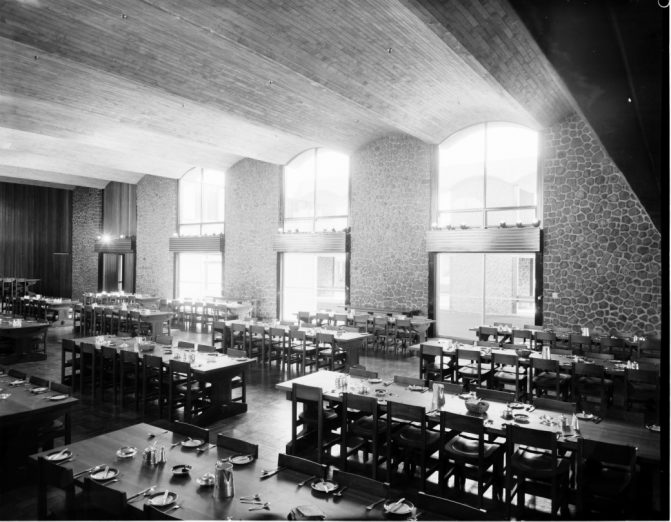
[8,368,26,379]
[226,347,247,358]
[625,368,659,386]
[250,324,265,336]
[316,332,334,346]
[393,375,426,387]
[512,329,533,343]
[83,477,128,519]
[473,386,514,403]
[506,424,558,461]
[599,336,625,349]
[155,334,173,346]
[277,452,327,478]
[171,420,210,442]
[297,311,311,324]
[492,351,519,367]
[343,392,378,416]
[386,400,425,424]
[550,348,572,356]
[477,326,499,342]
[332,468,388,497]
[580,438,637,469]
[534,331,557,347]
[216,433,258,458]
[177,340,195,348]
[531,357,559,372]
[269,326,286,339]
[29,374,50,387]
[573,362,604,379]
[457,347,482,362]
[416,491,490,520]
[289,329,306,341]
[197,344,215,353]
[122,349,141,365]
[292,382,323,403]
[569,334,592,353]
[101,345,117,362]
[533,397,576,414]
[349,367,378,378]
[430,380,463,395]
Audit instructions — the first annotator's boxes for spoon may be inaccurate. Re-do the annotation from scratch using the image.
[334,486,348,497]
[248,503,270,511]
[297,474,316,487]
[240,494,261,501]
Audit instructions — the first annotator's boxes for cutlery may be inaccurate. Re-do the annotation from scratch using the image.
[387,498,406,513]
[334,486,348,497]
[410,511,423,520]
[366,497,388,511]
[51,447,69,460]
[148,430,168,439]
[196,443,216,454]
[248,503,270,511]
[171,437,191,448]
[260,466,286,478]
[297,474,317,487]
[99,478,119,486]
[240,494,261,501]
[240,500,264,505]
[162,490,169,505]
[128,485,156,502]
[74,464,104,478]
[165,504,182,513]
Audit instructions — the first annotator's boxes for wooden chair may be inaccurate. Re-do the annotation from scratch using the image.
[197,344,216,353]
[316,331,346,371]
[117,350,139,410]
[315,312,331,327]
[534,331,557,351]
[512,328,534,347]
[332,468,388,498]
[171,420,210,442]
[394,318,415,355]
[229,322,246,352]
[290,383,340,464]
[289,329,317,374]
[386,400,440,490]
[568,334,592,355]
[530,357,571,401]
[223,348,247,403]
[265,326,285,368]
[598,336,627,359]
[168,359,207,422]
[177,340,195,349]
[60,339,78,390]
[456,348,491,389]
[37,456,77,520]
[419,343,453,383]
[340,392,386,479]
[247,324,265,362]
[440,411,504,508]
[141,353,165,417]
[349,367,378,379]
[490,352,527,401]
[505,424,572,519]
[473,386,515,404]
[36,382,72,450]
[372,316,391,352]
[572,362,613,414]
[624,368,659,416]
[99,345,118,403]
[83,477,128,520]
[416,491,490,520]
[79,342,97,398]
[277,452,327,478]
[477,326,499,343]
[577,439,637,518]
[216,433,258,458]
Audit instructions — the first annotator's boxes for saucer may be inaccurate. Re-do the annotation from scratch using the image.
[116,446,137,458]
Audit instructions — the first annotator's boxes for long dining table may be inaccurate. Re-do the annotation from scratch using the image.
[31,421,446,520]
[70,336,253,424]
[0,317,50,363]
[275,370,661,463]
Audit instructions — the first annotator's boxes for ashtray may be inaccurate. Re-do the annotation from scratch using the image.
[171,464,192,475]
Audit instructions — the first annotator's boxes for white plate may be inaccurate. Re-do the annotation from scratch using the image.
[229,454,254,465]
[49,394,68,401]
[576,412,594,420]
[116,447,137,458]
[311,479,338,493]
[46,449,72,462]
[9,380,24,386]
[383,500,414,516]
[646,424,660,433]
[90,467,119,481]
[31,387,49,394]
[368,378,382,384]
[181,438,204,448]
[147,491,177,507]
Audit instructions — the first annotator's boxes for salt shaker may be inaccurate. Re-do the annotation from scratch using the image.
[157,445,167,465]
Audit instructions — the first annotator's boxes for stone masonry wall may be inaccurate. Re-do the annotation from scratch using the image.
[72,187,102,300]
[541,114,661,335]
[136,175,177,299]
[350,134,433,313]
[224,159,281,320]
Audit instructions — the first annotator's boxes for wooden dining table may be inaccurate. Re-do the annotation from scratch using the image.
[71,336,253,425]
[31,421,446,520]
[276,370,661,463]
[0,317,49,363]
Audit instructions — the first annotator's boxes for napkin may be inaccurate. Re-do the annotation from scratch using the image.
[288,505,326,520]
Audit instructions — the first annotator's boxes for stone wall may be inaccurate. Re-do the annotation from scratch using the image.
[72,187,102,300]
[136,175,177,299]
[541,114,661,335]
[349,134,433,313]
[223,159,281,320]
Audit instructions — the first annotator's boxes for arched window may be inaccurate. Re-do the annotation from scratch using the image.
[437,122,538,227]
[283,148,349,232]
[434,123,540,338]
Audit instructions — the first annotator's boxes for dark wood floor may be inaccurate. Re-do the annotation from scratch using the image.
[0,324,664,520]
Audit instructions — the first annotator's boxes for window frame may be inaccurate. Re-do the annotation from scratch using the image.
[178,167,225,236]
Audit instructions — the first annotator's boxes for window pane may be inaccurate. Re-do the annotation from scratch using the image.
[284,219,314,233]
[315,149,349,217]
[436,253,483,339]
[179,179,201,223]
[438,126,485,211]
[177,253,222,299]
[202,184,225,223]
[315,217,348,231]
[201,223,224,235]
[285,150,315,219]
[484,254,535,326]
[486,209,537,227]
[486,124,538,208]
[179,224,201,236]
[437,211,482,228]
[202,169,225,186]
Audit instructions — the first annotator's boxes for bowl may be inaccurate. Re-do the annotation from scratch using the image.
[465,399,490,415]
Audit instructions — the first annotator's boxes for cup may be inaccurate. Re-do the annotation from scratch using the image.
[213,460,234,499]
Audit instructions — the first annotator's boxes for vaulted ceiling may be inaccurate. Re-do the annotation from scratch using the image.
[0,0,664,227]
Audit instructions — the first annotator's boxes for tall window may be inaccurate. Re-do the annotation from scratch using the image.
[435,123,540,337]
[437,122,538,227]
[284,149,349,232]
[177,253,222,299]
[281,253,346,320]
[179,168,225,235]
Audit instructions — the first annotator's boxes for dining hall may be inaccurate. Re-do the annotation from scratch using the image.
[0,1,667,520]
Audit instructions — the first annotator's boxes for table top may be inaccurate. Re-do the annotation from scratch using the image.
[224,322,373,342]
[0,318,50,332]
[276,370,661,462]
[0,373,77,424]
[31,422,441,520]
[74,336,253,375]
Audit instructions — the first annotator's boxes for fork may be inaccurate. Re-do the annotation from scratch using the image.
[248,502,269,511]
[297,474,316,487]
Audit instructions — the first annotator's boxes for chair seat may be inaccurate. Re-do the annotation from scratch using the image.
[395,425,440,448]
[511,446,571,478]
[459,363,492,376]
[493,370,527,383]
[299,408,339,424]
[584,463,632,496]
[533,372,571,386]
[578,376,613,387]
[351,415,386,436]
[445,434,501,460]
